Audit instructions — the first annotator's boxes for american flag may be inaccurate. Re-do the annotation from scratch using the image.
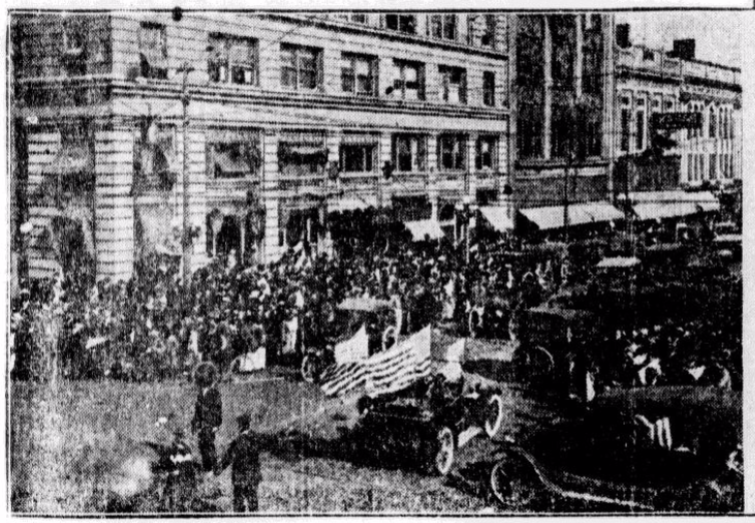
[320,326,432,398]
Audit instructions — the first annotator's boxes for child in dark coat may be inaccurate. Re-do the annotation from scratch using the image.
[191,365,223,472]
[215,413,262,513]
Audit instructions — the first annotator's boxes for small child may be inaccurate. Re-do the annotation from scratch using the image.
[215,413,262,513]
[164,428,198,512]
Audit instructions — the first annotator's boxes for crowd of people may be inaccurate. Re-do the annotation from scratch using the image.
[10,210,742,395]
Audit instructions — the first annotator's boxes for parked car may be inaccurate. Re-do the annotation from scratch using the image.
[352,373,505,476]
[489,385,742,512]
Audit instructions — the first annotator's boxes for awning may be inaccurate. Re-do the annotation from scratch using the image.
[519,202,623,230]
[338,297,393,312]
[404,220,445,241]
[597,257,641,269]
[337,197,372,212]
[478,206,514,232]
[633,202,701,221]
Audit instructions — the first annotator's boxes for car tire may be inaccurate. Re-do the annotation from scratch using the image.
[300,354,318,384]
[484,394,505,438]
[430,426,456,476]
[489,454,540,509]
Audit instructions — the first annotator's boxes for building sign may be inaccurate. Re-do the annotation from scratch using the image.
[651,112,702,130]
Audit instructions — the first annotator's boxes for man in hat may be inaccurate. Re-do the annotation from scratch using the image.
[215,413,262,513]
[191,364,223,472]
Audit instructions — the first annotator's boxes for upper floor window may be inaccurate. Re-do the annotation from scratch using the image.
[138,23,168,80]
[340,144,375,173]
[429,14,457,40]
[133,120,176,189]
[550,15,576,92]
[483,71,495,107]
[208,34,258,86]
[61,19,87,76]
[334,13,368,24]
[709,106,717,139]
[664,99,674,112]
[341,53,377,96]
[391,60,424,101]
[393,134,426,172]
[206,130,261,180]
[281,44,321,91]
[481,15,496,47]
[385,14,416,34]
[438,134,466,171]
[439,65,466,104]
[475,136,497,170]
[636,109,645,150]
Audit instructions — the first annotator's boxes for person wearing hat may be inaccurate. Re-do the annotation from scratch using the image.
[215,413,262,513]
[191,364,223,472]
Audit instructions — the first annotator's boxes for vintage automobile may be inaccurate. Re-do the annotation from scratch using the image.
[300,297,398,383]
[352,373,505,476]
[489,385,742,512]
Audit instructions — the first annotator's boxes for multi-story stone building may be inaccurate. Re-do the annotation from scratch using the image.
[11,11,512,281]
[614,24,742,191]
[509,14,621,235]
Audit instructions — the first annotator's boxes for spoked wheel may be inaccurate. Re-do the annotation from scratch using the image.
[431,426,456,476]
[515,346,555,384]
[490,454,541,510]
[484,394,505,438]
[300,354,318,384]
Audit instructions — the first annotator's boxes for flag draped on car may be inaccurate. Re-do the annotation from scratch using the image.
[320,325,432,398]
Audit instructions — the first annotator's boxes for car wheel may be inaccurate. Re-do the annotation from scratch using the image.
[432,426,456,476]
[300,354,318,383]
[490,455,540,509]
[484,394,505,438]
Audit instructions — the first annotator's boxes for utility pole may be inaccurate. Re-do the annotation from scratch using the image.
[180,63,193,288]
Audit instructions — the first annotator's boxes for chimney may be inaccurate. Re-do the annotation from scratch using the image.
[671,39,696,61]
[616,24,631,49]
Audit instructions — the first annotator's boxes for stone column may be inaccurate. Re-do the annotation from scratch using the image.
[262,130,282,262]
[94,124,135,281]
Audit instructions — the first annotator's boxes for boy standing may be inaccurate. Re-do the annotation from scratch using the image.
[215,413,262,512]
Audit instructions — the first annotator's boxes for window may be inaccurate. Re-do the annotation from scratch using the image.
[335,13,368,24]
[709,107,717,139]
[438,135,466,171]
[481,15,496,47]
[620,108,631,152]
[476,136,497,170]
[281,44,321,90]
[429,14,457,40]
[636,110,645,151]
[687,154,692,182]
[439,66,466,104]
[206,131,260,179]
[718,107,725,140]
[483,71,495,107]
[516,15,545,160]
[550,16,576,91]
[664,100,674,112]
[582,14,603,96]
[643,49,655,61]
[61,18,87,76]
[138,23,168,80]
[710,153,717,180]
[133,121,176,186]
[208,34,258,86]
[391,60,424,100]
[340,144,375,173]
[385,14,416,34]
[341,53,376,96]
[393,135,426,172]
